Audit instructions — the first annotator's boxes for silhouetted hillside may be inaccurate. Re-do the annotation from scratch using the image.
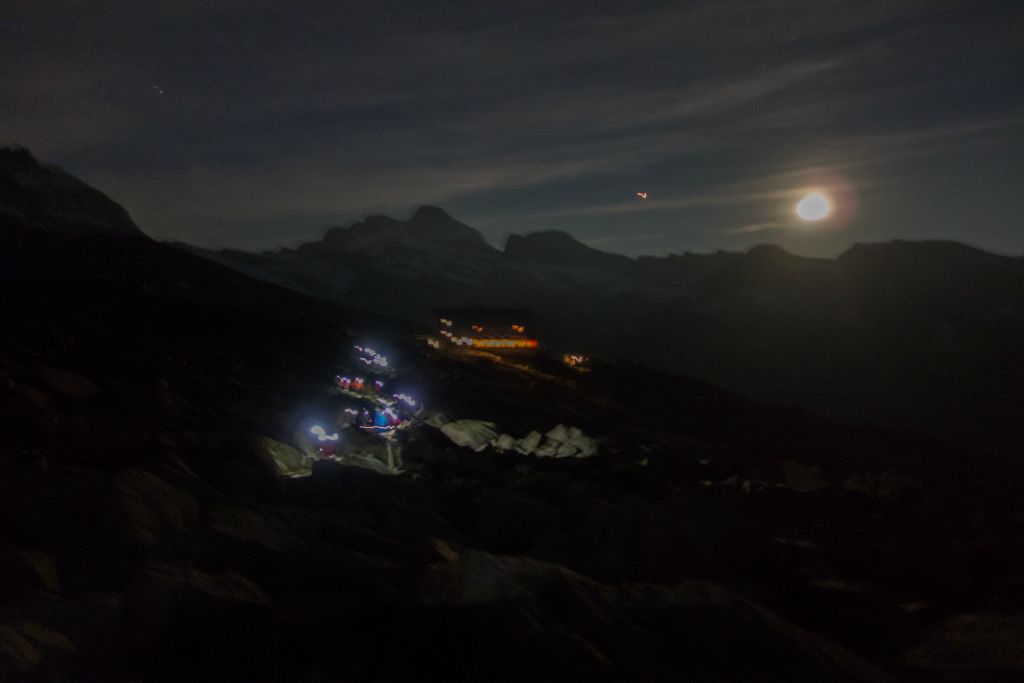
[0,147,143,237]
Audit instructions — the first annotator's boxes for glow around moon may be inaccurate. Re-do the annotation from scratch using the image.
[796,192,831,221]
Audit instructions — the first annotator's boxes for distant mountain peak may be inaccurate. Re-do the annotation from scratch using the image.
[745,243,793,259]
[505,230,634,273]
[837,239,1001,266]
[293,206,493,260]
[405,205,487,246]
[411,205,455,222]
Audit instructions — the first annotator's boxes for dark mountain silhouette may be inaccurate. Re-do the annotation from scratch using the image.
[305,205,493,257]
[635,249,744,291]
[0,147,143,237]
[4,151,1022,682]
[505,230,634,274]
[188,209,1024,444]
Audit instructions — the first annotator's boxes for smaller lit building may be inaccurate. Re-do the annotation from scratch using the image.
[436,309,538,351]
[562,354,591,370]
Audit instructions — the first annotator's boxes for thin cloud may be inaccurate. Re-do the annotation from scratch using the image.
[723,221,787,234]
[555,188,808,219]
[583,232,668,248]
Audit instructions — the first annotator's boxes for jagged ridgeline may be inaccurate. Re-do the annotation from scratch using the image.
[186,204,1024,444]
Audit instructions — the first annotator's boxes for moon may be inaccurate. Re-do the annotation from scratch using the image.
[796,192,831,221]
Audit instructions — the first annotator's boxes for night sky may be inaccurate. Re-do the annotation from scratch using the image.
[2,1,1022,256]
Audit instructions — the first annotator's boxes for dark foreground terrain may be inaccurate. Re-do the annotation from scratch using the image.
[2,150,1023,681]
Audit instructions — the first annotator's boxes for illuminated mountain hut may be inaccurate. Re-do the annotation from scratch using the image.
[436,309,538,351]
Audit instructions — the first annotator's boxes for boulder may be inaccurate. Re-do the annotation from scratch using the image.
[567,429,599,458]
[537,425,598,458]
[0,618,82,677]
[556,442,579,458]
[127,562,275,670]
[17,622,76,661]
[3,592,126,667]
[405,545,888,682]
[0,625,41,676]
[514,431,542,455]
[0,543,60,595]
[843,471,920,498]
[38,366,100,399]
[424,412,450,428]
[491,433,517,452]
[904,613,1024,675]
[545,424,571,443]
[209,507,296,553]
[534,440,560,457]
[113,469,200,550]
[440,420,498,452]
[252,435,310,477]
[782,460,828,492]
